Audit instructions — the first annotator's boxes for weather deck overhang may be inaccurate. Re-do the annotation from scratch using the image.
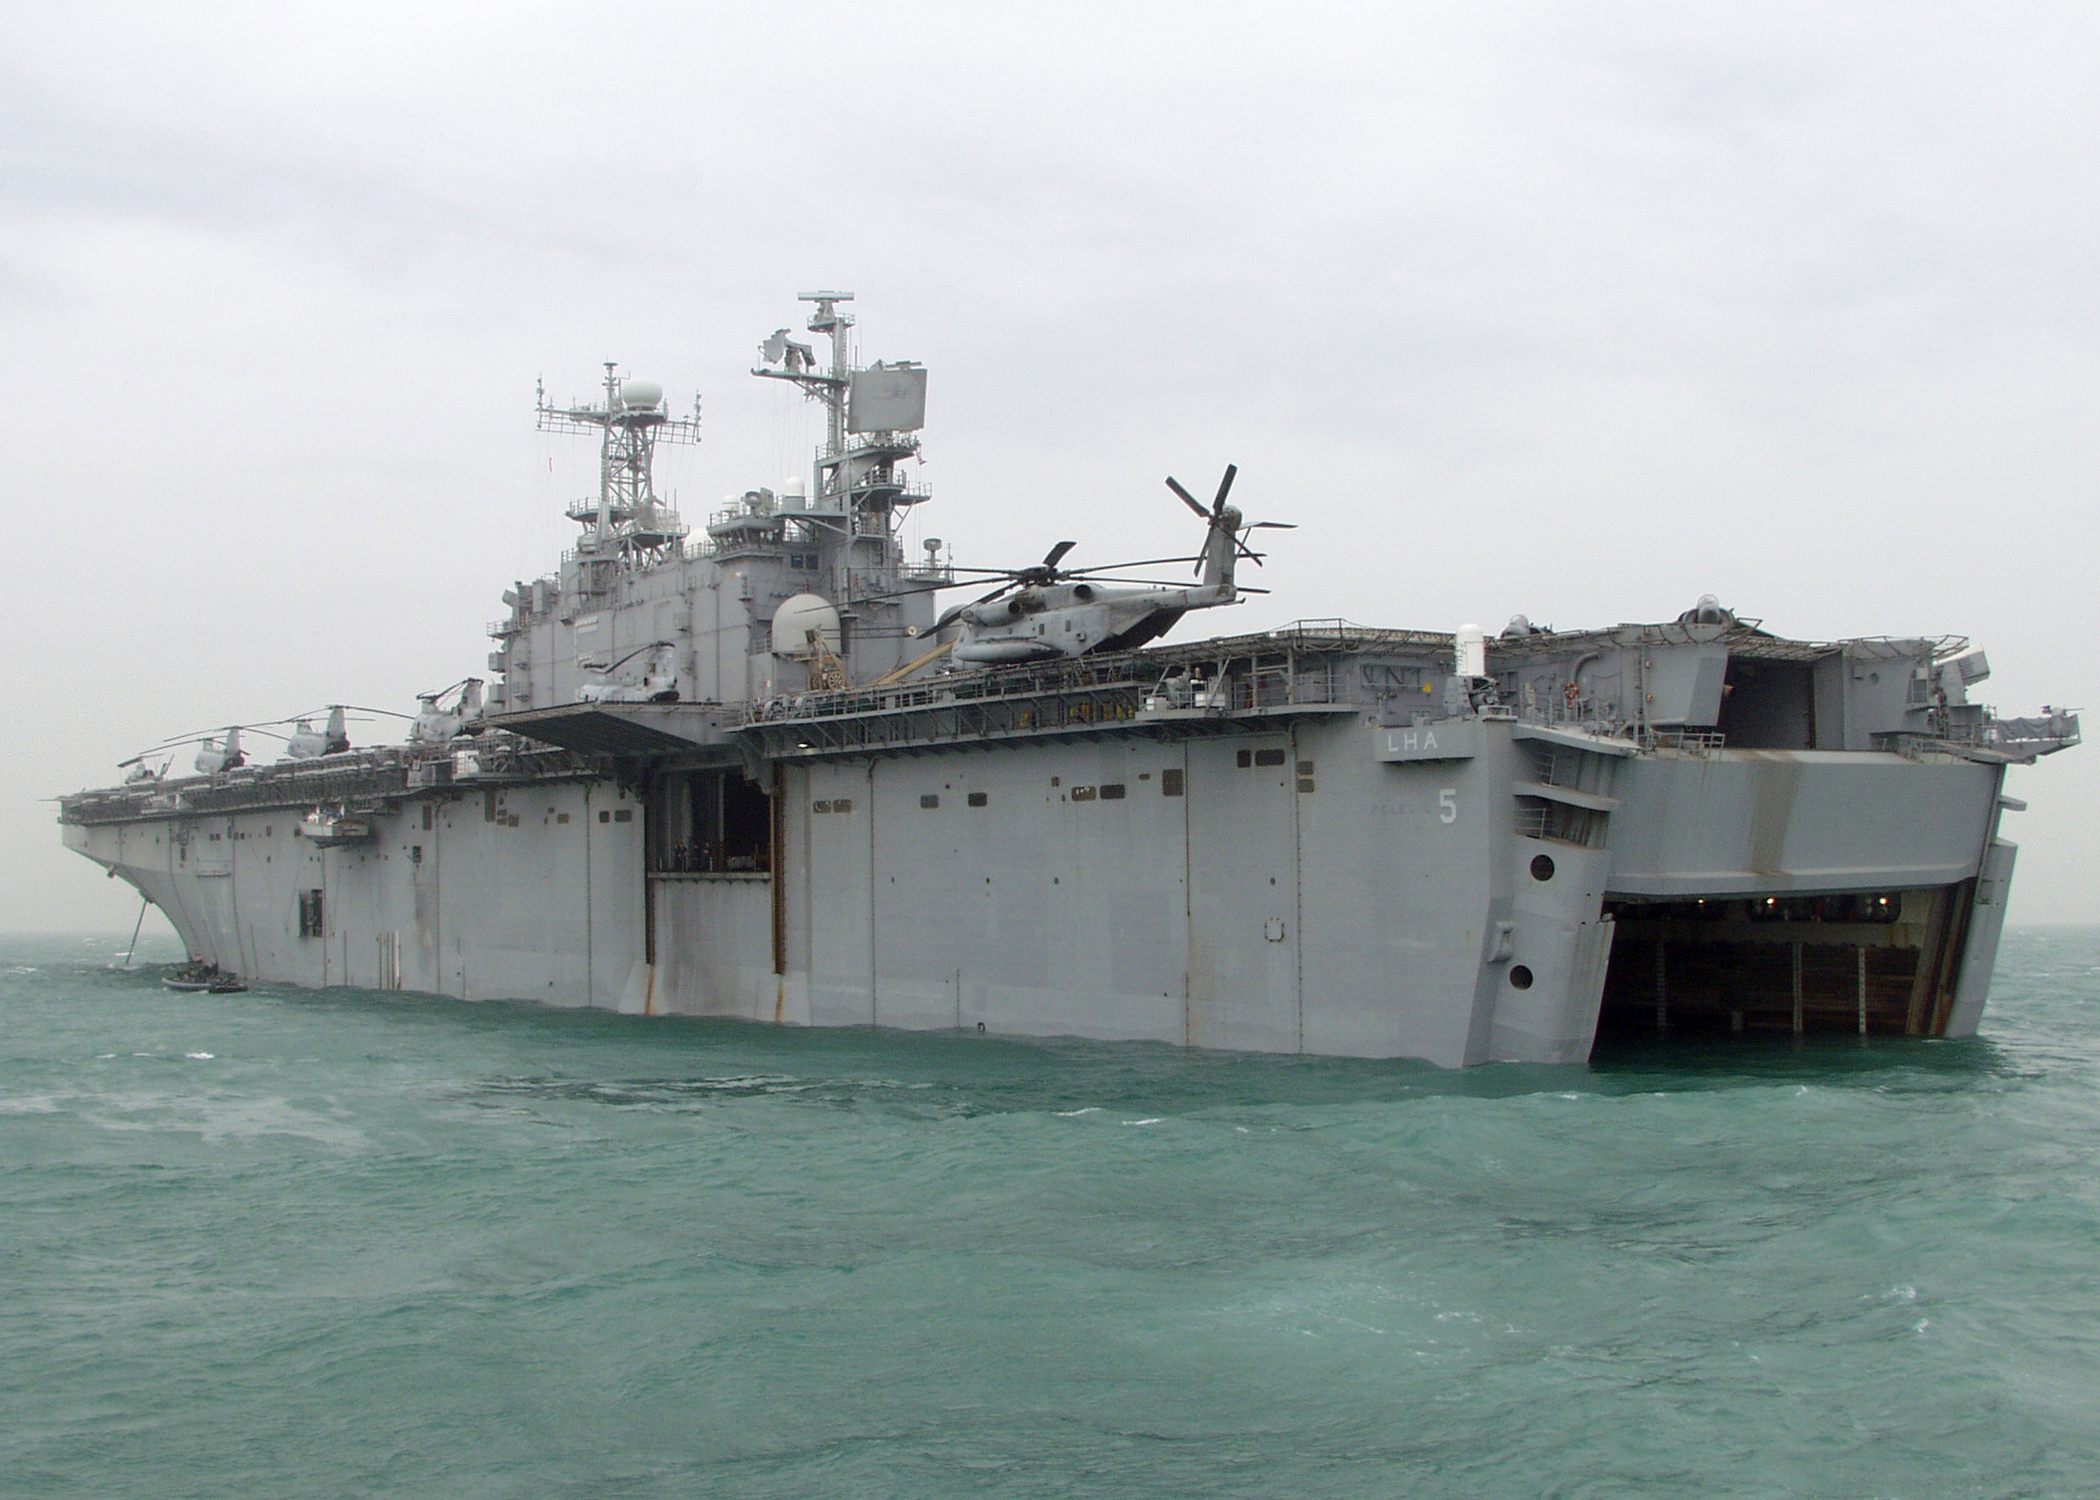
[488,704,741,756]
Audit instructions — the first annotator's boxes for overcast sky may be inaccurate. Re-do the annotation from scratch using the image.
[4,0,2094,932]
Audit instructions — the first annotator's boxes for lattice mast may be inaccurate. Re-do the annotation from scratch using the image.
[751,291,928,555]
[535,362,702,562]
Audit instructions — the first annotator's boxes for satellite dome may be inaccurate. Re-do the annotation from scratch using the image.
[771,593,841,656]
[1679,593,1736,627]
[617,378,663,411]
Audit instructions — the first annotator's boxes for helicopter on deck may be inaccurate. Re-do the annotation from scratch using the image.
[282,706,353,760]
[900,466,1290,668]
[411,680,486,743]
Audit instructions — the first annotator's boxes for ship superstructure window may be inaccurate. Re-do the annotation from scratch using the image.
[653,767,772,873]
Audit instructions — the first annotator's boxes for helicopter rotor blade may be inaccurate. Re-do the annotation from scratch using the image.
[1041,540,1078,570]
[862,566,1051,606]
[1210,463,1238,515]
[149,724,248,748]
[1058,553,1200,575]
[1073,575,1220,589]
[927,578,1023,633]
[1245,520,1295,530]
[861,579,968,603]
[1165,476,1208,518]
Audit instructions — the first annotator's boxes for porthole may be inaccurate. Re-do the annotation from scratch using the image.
[1509,965,1534,990]
[1530,854,1555,882]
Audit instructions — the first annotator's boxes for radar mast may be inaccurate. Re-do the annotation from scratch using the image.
[752,292,929,601]
[535,363,701,573]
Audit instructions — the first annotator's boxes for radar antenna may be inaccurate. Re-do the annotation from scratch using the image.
[751,292,929,581]
[535,363,702,575]
[753,292,855,465]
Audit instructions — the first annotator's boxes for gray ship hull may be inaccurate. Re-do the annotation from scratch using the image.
[62,654,2022,1067]
[61,299,2073,1064]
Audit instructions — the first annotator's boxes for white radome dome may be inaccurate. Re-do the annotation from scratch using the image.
[617,378,664,411]
[772,593,841,656]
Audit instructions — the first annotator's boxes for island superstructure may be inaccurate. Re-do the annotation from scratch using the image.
[59,294,2082,1066]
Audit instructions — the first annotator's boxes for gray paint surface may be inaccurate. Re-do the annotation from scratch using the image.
[56,305,2081,1065]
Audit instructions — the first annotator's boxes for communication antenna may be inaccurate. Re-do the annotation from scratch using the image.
[535,363,702,569]
[751,292,928,549]
[753,292,855,460]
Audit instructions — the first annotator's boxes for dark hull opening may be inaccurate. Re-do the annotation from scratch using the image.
[1597,884,1975,1039]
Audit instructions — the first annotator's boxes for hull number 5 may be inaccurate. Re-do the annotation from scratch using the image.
[1439,788,1458,824]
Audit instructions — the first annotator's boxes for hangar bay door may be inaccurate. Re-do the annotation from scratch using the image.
[1184,734,1301,1052]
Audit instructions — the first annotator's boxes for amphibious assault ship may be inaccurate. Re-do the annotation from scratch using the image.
[60,295,2081,1066]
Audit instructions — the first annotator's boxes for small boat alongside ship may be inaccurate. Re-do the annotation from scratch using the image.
[295,812,373,849]
[161,964,247,994]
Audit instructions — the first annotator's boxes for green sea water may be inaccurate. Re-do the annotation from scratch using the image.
[3,927,2097,1499]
